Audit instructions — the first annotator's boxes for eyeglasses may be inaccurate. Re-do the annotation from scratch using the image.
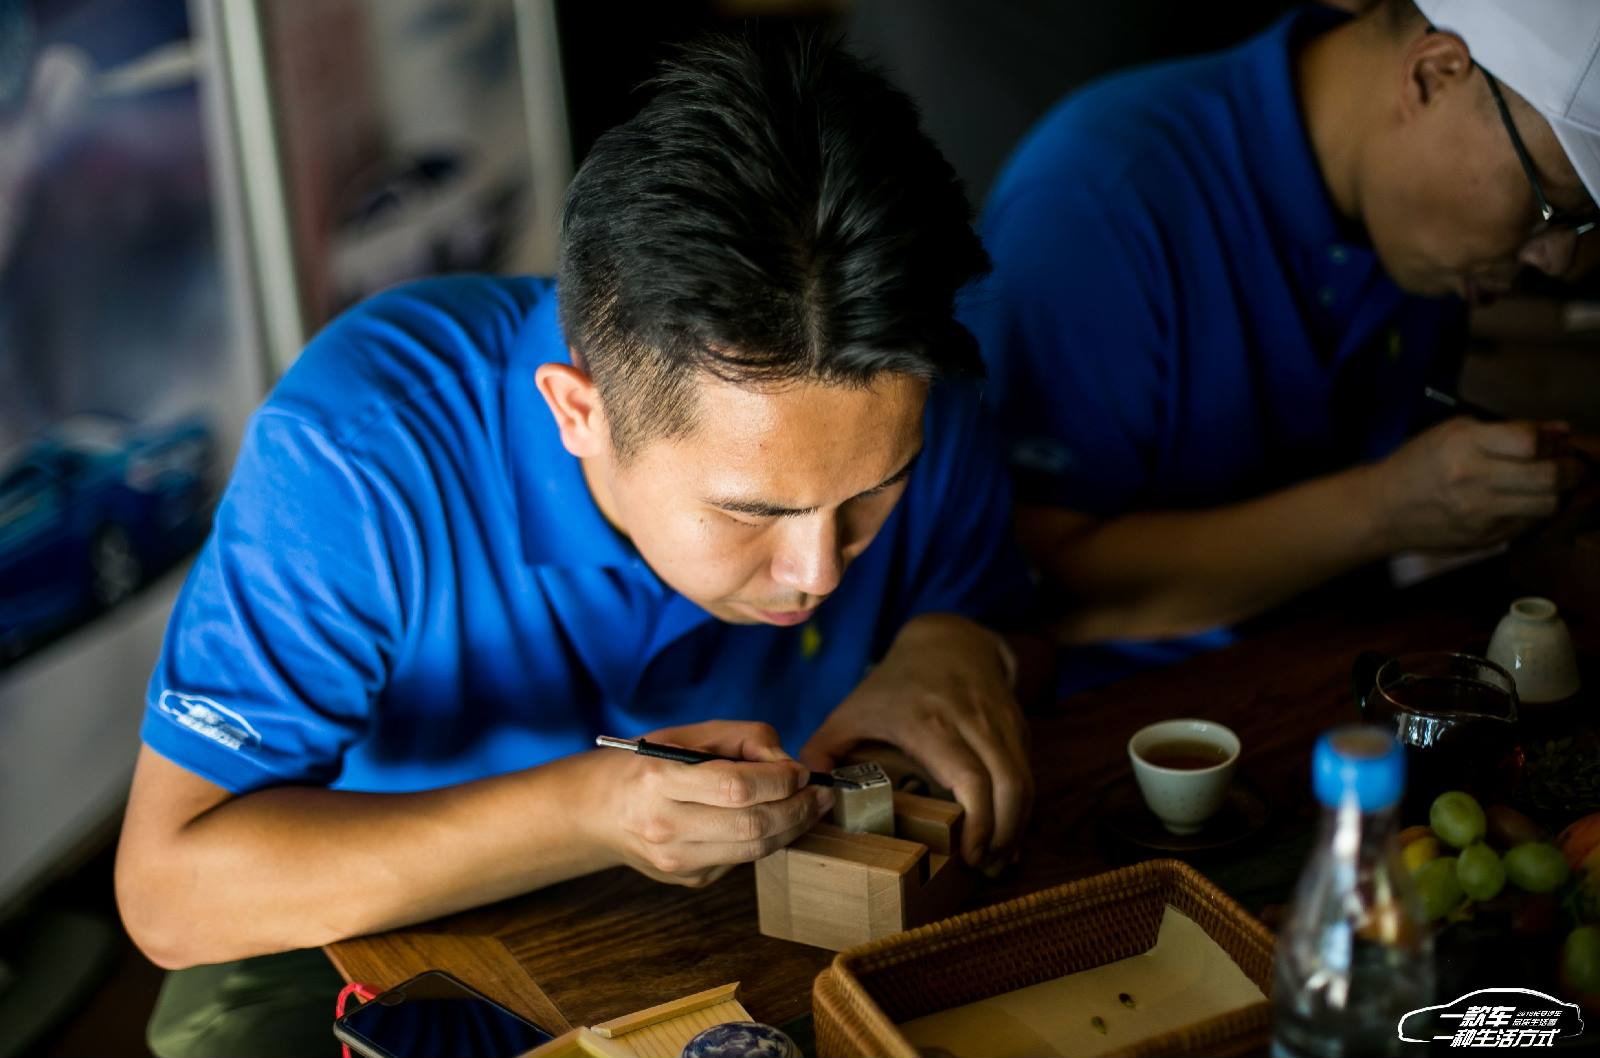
[1481,67,1599,238]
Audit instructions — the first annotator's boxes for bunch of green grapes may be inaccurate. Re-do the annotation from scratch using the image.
[1401,791,1569,922]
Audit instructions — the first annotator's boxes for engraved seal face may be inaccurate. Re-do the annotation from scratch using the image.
[830,761,891,790]
[829,761,896,836]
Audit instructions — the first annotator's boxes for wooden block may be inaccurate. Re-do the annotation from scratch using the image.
[784,847,909,951]
[830,762,894,835]
[866,863,909,942]
[891,792,963,857]
[791,823,927,877]
[756,791,975,949]
[755,848,791,940]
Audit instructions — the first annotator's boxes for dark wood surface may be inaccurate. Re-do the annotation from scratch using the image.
[326,559,1577,1031]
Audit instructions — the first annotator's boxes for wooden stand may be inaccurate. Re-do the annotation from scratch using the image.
[524,982,752,1058]
[755,791,971,951]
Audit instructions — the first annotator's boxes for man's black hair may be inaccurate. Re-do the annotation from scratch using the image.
[557,27,989,456]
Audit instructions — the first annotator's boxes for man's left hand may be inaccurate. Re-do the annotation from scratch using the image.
[799,613,1033,869]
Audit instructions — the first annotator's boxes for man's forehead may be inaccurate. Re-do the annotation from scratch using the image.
[668,372,926,492]
[688,372,927,440]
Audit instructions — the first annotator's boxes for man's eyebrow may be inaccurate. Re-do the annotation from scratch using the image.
[856,448,922,496]
[707,448,923,519]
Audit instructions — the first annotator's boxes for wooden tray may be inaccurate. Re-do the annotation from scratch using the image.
[812,859,1275,1058]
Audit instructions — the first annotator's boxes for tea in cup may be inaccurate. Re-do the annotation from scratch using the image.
[1128,719,1240,834]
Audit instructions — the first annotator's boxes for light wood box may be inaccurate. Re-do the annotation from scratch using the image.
[522,982,751,1058]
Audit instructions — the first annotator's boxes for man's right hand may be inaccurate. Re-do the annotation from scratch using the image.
[1372,416,1584,551]
[587,720,833,888]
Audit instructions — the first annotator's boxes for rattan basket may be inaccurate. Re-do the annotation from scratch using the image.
[812,858,1275,1058]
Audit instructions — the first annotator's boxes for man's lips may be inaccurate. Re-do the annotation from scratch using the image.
[748,605,817,626]
[1457,275,1512,305]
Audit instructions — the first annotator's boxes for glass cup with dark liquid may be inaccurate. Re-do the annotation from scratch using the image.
[1354,651,1520,817]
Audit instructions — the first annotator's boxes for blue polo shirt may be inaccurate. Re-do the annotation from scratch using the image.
[961,6,1466,690]
[143,276,1030,795]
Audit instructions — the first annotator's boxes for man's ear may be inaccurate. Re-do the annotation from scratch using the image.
[1402,28,1472,113]
[535,358,610,459]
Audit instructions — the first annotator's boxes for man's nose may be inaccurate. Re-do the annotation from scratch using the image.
[770,514,844,598]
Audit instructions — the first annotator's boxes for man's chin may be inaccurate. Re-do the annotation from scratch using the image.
[709,606,761,626]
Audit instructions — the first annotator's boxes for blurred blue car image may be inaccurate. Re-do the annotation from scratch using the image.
[0,413,216,661]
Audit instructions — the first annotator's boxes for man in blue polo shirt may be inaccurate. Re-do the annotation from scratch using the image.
[116,32,1033,1057]
[962,0,1598,690]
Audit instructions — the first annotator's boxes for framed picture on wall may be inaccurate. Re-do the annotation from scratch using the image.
[208,0,572,373]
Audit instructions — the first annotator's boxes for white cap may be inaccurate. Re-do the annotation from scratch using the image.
[1414,0,1600,205]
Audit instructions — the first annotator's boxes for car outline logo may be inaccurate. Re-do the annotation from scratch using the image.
[1398,986,1583,1044]
[156,690,261,752]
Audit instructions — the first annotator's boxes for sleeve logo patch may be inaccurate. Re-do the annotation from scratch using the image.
[157,691,262,752]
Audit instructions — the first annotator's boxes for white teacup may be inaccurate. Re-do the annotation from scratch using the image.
[1487,597,1581,705]
[1128,719,1240,835]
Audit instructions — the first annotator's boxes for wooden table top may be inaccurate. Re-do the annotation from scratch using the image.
[325,560,1570,1034]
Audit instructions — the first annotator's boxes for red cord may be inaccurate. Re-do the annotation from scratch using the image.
[336,982,381,1058]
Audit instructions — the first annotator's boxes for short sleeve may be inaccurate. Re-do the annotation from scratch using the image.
[888,381,1037,633]
[961,179,1173,516]
[142,411,411,793]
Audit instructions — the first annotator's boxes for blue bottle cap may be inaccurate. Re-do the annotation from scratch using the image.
[1312,725,1405,811]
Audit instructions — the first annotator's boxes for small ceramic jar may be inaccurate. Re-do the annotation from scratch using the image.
[1487,597,1581,704]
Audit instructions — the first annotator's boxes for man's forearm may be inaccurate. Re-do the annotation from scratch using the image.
[117,750,613,968]
[1023,462,1391,643]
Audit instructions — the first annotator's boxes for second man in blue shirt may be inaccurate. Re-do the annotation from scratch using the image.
[964,1,1595,691]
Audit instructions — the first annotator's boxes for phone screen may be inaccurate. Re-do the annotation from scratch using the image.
[334,971,556,1058]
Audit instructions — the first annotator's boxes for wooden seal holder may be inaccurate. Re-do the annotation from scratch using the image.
[755,784,972,951]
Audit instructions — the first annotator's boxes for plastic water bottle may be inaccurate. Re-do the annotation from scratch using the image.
[1271,726,1435,1058]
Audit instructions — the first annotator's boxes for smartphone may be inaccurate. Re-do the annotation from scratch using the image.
[333,970,557,1058]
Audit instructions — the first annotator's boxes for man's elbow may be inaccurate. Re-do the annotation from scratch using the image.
[116,850,197,969]
[115,838,347,968]
[114,837,255,970]
[119,905,199,971]
[129,930,200,972]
